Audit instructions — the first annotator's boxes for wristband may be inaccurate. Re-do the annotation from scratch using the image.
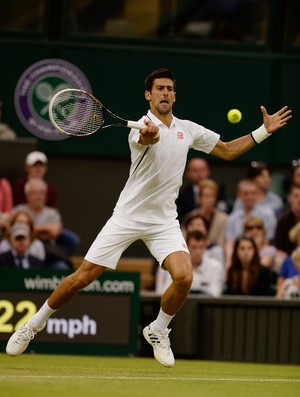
[250,124,271,144]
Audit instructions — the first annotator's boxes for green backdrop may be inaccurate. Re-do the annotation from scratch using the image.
[0,39,299,164]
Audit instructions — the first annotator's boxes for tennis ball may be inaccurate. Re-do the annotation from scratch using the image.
[227,109,242,124]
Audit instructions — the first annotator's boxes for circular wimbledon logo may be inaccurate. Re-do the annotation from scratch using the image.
[14,59,92,141]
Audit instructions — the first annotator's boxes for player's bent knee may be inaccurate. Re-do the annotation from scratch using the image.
[173,269,193,291]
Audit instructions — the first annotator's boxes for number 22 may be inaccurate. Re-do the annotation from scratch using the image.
[0,300,37,332]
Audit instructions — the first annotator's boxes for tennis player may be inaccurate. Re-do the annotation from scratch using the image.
[6,68,292,367]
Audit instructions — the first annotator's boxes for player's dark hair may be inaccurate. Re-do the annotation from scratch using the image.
[145,68,176,92]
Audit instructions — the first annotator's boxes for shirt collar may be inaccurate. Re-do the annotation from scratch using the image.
[147,110,176,128]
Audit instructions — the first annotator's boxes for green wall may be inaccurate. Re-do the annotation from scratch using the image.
[0,39,299,164]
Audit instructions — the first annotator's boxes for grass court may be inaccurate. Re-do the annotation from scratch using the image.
[1,353,299,397]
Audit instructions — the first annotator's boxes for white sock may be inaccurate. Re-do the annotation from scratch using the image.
[151,308,174,332]
[28,300,57,331]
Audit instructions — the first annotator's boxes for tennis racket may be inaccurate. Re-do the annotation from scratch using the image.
[49,88,145,137]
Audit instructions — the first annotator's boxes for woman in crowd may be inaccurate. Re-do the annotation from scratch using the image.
[226,235,274,296]
[243,215,278,271]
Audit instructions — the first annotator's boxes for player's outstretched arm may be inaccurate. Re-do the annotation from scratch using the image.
[210,105,292,161]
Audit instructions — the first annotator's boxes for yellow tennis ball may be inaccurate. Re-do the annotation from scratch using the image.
[227,109,242,124]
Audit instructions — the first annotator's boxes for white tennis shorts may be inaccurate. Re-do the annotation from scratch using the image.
[85,214,189,269]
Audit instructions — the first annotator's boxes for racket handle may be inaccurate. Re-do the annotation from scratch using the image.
[127,120,145,130]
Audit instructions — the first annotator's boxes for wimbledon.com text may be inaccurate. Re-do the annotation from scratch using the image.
[23,275,135,293]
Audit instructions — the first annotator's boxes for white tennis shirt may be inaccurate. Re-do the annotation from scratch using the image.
[113,110,220,224]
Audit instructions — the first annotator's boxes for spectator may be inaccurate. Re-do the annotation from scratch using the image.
[274,184,300,259]
[0,210,45,260]
[243,215,278,271]
[282,159,300,197]
[276,246,300,300]
[0,223,44,269]
[233,161,284,217]
[13,151,58,208]
[182,213,224,265]
[13,151,80,254]
[183,212,207,236]
[226,235,274,296]
[0,175,13,222]
[186,178,227,247]
[176,157,226,223]
[12,178,73,269]
[156,230,224,297]
[225,179,277,269]
[275,221,300,296]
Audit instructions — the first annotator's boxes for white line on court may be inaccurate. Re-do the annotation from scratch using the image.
[1,375,300,382]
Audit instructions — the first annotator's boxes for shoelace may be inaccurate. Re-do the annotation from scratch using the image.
[150,329,171,349]
[16,326,34,344]
[159,329,171,346]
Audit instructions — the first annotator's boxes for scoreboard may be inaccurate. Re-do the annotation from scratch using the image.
[0,268,139,356]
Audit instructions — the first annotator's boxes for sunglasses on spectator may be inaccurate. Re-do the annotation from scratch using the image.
[245,225,263,231]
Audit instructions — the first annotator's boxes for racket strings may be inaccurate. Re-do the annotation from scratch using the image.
[51,91,104,136]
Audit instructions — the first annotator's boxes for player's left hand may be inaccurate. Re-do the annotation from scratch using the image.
[261,105,292,134]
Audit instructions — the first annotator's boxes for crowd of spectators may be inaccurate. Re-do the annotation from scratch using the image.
[1,150,300,300]
[171,158,300,300]
[0,151,80,270]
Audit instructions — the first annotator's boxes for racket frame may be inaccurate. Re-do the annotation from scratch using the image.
[49,88,145,136]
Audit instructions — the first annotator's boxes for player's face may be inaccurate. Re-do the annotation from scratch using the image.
[145,78,176,116]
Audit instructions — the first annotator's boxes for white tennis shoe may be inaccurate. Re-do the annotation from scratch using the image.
[143,323,175,367]
[6,322,45,356]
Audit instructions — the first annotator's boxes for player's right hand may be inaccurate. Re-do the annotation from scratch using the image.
[139,119,160,145]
